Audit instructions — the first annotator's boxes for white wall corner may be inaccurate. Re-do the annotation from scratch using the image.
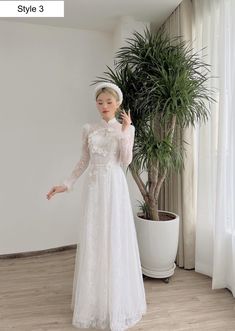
[112,16,150,57]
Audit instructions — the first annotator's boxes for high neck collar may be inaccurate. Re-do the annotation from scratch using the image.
[101,117,117,125]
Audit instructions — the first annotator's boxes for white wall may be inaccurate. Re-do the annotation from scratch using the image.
[113,16,148,51]
[0,18,149,255]
[0,20,113,254]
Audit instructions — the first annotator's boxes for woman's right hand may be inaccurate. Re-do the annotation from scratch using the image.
[46,185,68,200]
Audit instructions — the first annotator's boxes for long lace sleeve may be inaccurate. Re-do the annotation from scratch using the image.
[61,123,90,192]
[118,125,135,166]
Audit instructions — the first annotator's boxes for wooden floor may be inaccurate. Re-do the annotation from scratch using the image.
[0,248,235,331]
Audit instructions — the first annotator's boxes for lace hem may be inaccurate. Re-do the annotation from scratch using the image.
[72,306,147,330]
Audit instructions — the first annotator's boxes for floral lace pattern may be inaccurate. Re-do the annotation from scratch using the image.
[61,118,135,192]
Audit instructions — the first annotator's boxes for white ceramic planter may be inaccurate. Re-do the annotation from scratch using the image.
[134,210,179,278]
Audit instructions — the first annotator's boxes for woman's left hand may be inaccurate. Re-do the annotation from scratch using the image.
[120,110,132,131]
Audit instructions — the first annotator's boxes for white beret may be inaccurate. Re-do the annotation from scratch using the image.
[94,82,123,105]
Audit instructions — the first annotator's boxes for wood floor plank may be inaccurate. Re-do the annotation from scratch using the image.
[0,248,235,330]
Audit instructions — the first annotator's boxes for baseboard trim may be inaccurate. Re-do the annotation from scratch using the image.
[0,244,77,259]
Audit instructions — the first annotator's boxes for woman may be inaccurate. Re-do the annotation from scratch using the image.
[46,82,147,331]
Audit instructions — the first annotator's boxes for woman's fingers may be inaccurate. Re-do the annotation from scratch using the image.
[49,187,56,195]
[120,110,132,124]
[120,110,129,119]
[46,187,57,200]
[128,110,132,121]
[47,185,67,199]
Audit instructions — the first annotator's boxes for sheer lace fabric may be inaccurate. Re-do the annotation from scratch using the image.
[61,117,147,330]
[62,118,135,192]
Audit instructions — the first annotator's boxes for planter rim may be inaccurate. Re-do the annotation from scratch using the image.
[136,209,179,222]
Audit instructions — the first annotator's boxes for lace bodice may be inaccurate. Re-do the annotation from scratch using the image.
[61,117,135,192]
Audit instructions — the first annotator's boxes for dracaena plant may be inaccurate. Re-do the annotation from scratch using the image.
[92,26,214,221]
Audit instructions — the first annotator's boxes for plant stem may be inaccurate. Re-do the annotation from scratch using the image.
[154,168,168,203]
[153,114,177,203]
[167,114,177,139]
[148,197,159,221]
[148,163,159,220]
[129,165,147,199]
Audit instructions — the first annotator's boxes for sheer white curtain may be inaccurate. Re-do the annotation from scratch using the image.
[194,0,235,296]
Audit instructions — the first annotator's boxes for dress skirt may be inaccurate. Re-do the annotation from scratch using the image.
[70,162,147,331]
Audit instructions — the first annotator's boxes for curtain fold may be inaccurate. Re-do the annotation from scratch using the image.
[151,0,235,296]
[193,0,235,296]
[151,0,196,269]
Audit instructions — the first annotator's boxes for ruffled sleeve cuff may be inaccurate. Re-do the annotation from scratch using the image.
[61,181,73,193]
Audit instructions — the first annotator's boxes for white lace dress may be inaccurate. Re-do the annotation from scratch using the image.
[61,117,147,331]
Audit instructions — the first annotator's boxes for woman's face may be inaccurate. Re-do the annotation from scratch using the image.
[96,91,119,120]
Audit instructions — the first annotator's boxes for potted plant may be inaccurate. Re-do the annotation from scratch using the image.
[92,27,213,281]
